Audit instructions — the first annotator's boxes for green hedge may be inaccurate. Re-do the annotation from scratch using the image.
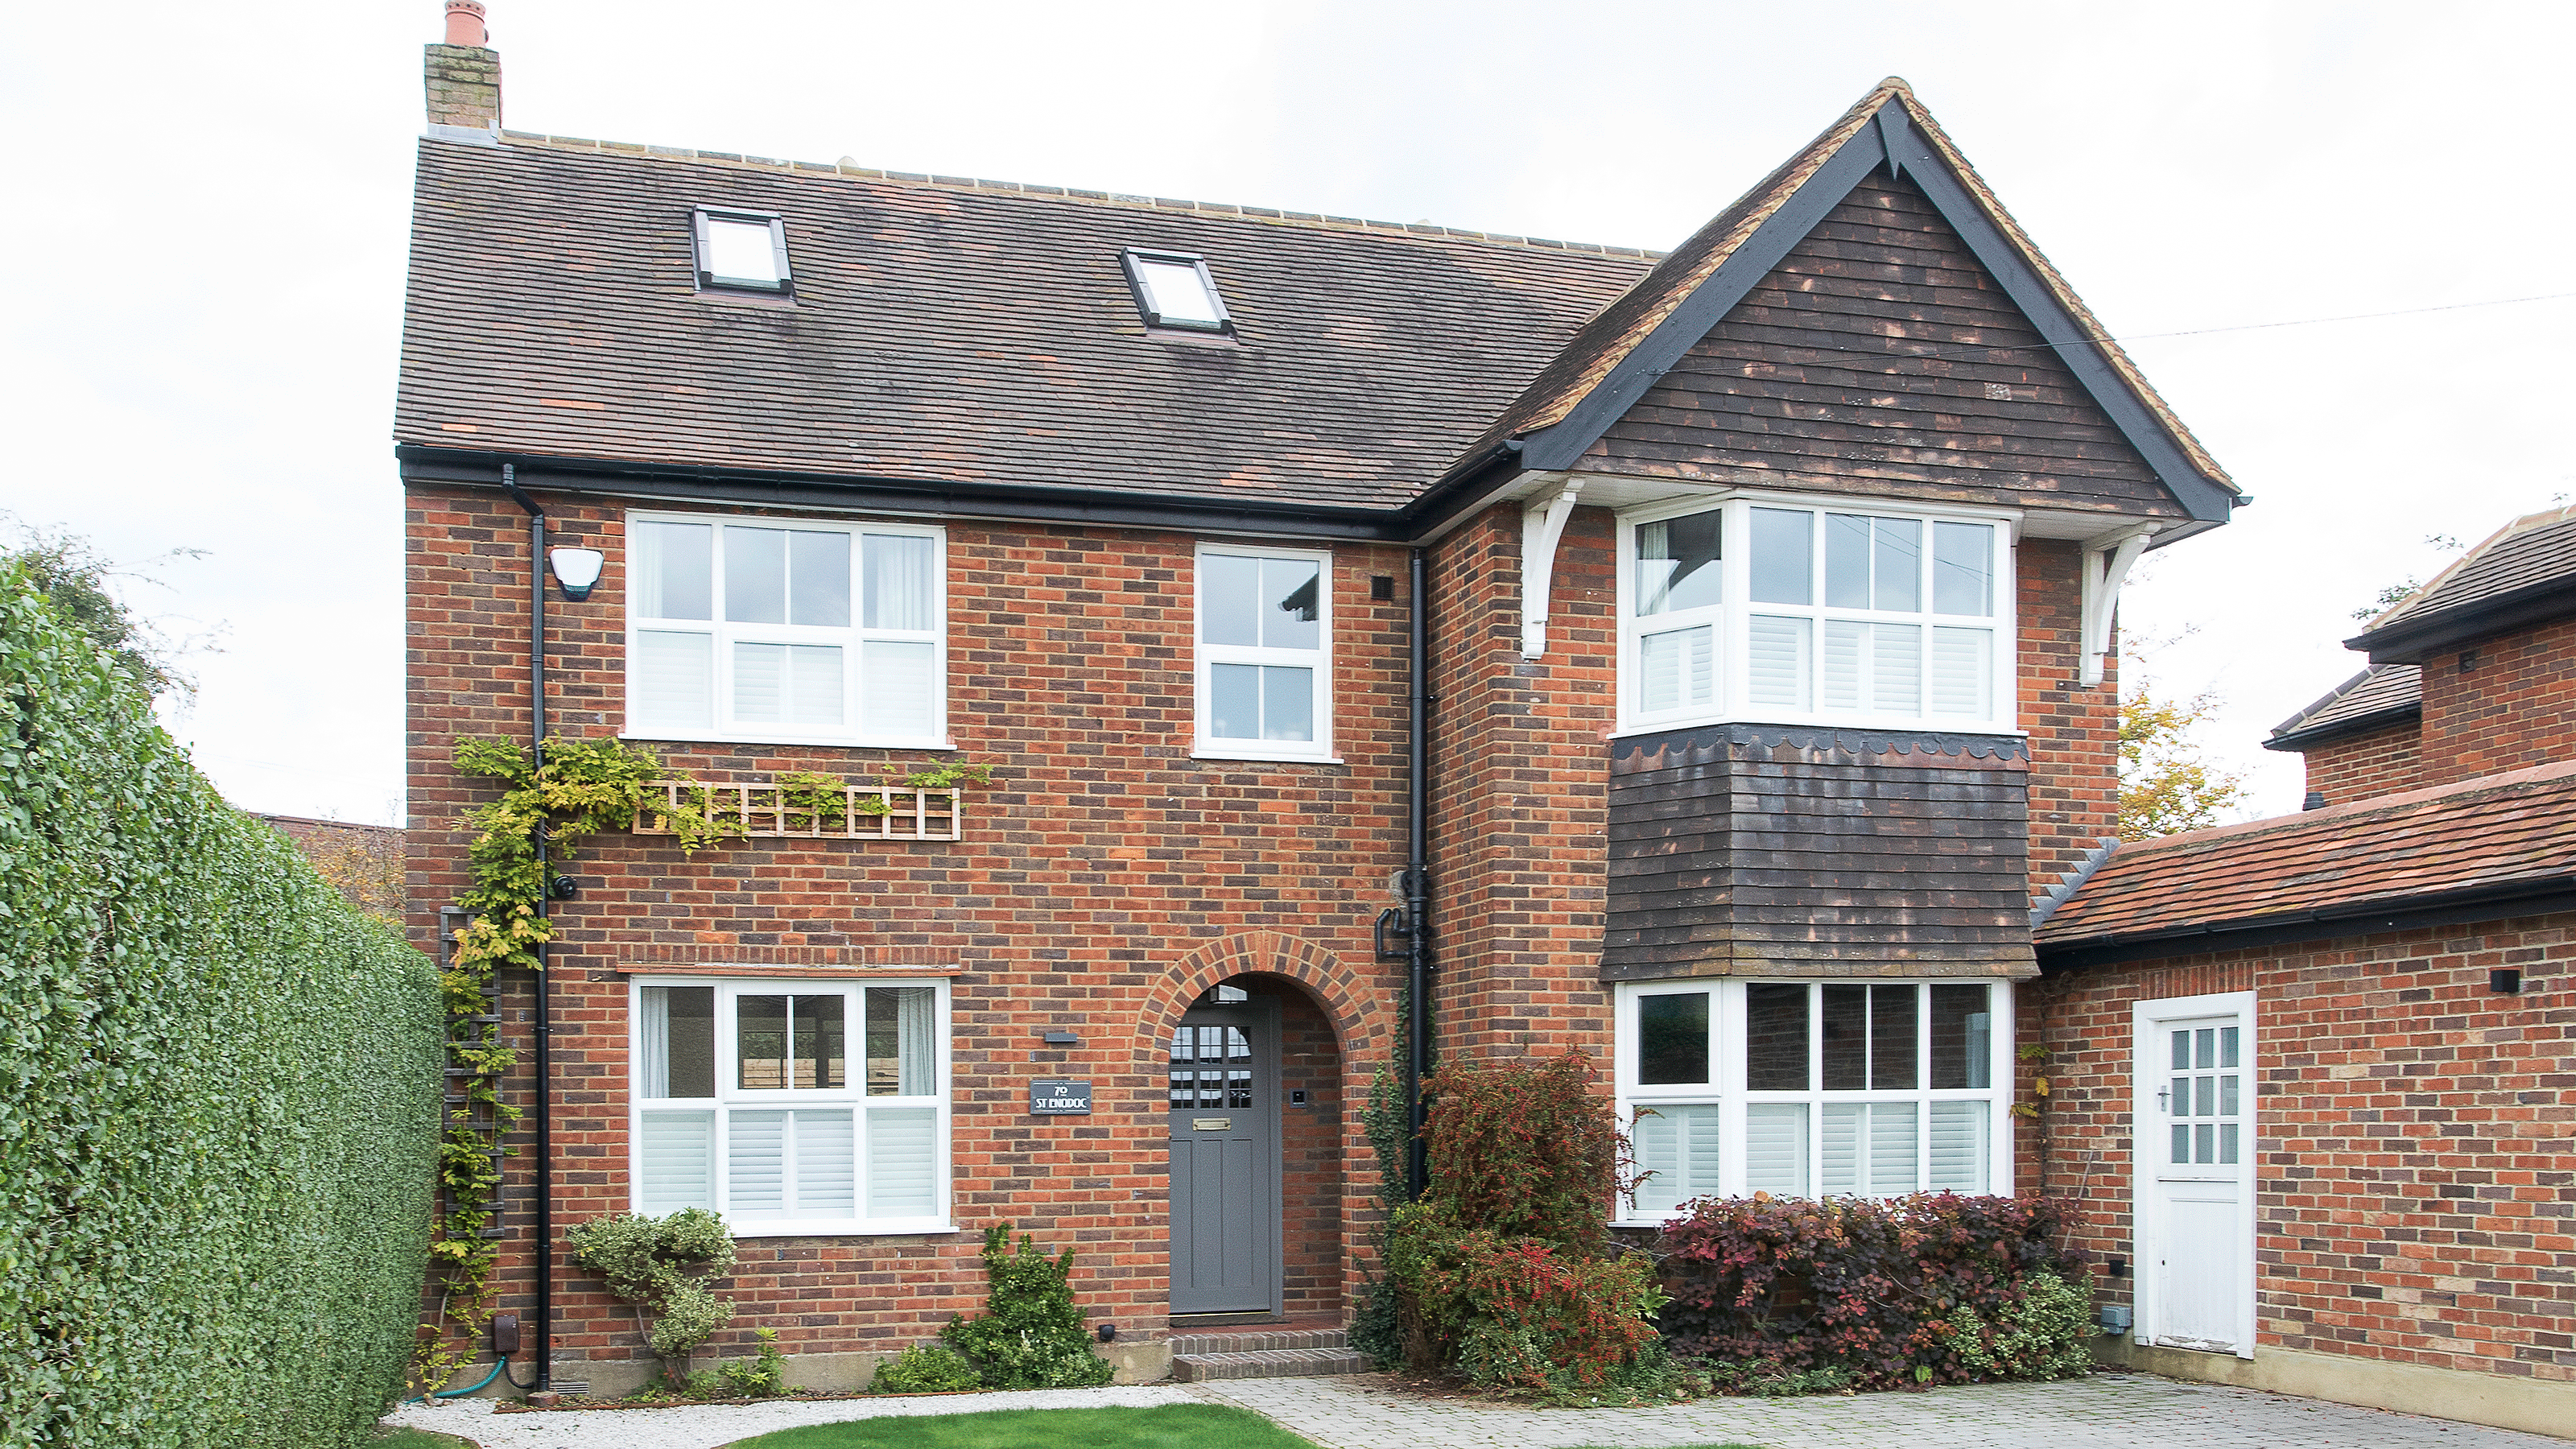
[0,572,444,1448]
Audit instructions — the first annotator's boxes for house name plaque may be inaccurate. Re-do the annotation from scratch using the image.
[1030,1079,1092,1115]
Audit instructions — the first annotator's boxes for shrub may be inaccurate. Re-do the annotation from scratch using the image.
[1934,1269,2093,1381]
[940,1224,1116,1389]
[564,1208,739,1383]
[1420,1051,1627,1250]
[870,1344,985,1393]
[1348,1067,1408,1367]
[0,568,444,1448]
[720,1328,789,1397]
[1655,1191,2086,1389]
[1388,1203,1669,1402]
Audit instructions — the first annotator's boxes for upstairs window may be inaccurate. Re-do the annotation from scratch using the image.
[693,207,792,295]
[1618,497,2013,734]
[625,511,944,746]
[1195,544,1331,761]
[1121,248,1232,332]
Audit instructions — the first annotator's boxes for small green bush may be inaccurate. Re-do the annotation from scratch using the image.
[870,1344,985,1394]
[565,1208,739,1382]
[0,570,444,1448]
[1934,1269,2094,1381]
[720,1327,789,1397]
[940,1223,1115,1389]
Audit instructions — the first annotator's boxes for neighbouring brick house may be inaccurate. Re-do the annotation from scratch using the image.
[2028,505,2576,1436]
[398,2,2253,1399]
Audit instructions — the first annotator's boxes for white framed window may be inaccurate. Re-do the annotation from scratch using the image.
[630,976,952,1236]
[1616,494,2017,735]
[1120,248,1232,332]
[1612,978,2013,1224]
[692,207,793,295]
[1195,544,1333,762]
[625,511,946,748]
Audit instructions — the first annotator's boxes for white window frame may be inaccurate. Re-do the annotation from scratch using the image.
[628,976,954,1238]
[1192,543,1337,763]
[691,206,794,295]
[622,510,949,749]
[1120,247,1234,333]
[1611,977,2015,1227]
[1614,491,2021,737]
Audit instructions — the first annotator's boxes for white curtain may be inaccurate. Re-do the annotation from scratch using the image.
[640,987,671,1098]
[864,534,935,631]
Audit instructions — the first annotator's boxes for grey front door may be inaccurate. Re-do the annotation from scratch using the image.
[1166,1002,1280,1315]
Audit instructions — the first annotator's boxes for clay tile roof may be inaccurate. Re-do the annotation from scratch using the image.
[396,136,1654,510]
[2349,504,2576,658]
[2034,759,2576,952]
[1474,79,2236,496]
[2263,663,2422,752]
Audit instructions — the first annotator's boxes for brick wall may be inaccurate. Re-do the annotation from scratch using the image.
[409,486,1408,1367]
[2301,720,2423,805]
[2020,539,2120,893]
[2417,616,2576,789]
[2019,914,2576,1383]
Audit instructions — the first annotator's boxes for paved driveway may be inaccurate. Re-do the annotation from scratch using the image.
[383,1371,2570,1449]
[1199,1371,2571,1449]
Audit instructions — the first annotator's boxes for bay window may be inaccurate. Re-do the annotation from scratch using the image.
[1195,544,1333,761]
[631,978,951,1235]
[1619,497,2013,734]
[1615,979,2011,1221]
[626,512,945,746]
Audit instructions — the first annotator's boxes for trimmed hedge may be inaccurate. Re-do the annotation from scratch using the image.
[1655,1191,2088,1389]
[0,572,444,1448]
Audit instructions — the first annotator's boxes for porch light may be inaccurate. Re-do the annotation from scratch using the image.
[548,547,605,601]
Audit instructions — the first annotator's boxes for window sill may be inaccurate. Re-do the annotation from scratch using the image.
[724,1217,960,1239]
[1191,743,1344,766]
[1611,716,2026,741]
[621,733,958,752]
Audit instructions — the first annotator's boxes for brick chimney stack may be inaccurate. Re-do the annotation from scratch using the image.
[425,1,502,135]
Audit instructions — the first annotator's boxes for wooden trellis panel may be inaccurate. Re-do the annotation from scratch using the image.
[630,781,964,842]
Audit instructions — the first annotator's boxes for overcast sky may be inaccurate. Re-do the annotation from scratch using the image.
[3,1,2570,827]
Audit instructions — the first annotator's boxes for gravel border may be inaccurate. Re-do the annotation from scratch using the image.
[382,1383,1208,1449]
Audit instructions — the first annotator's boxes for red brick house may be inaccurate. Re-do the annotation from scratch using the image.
[2029,505,2576,1435]
[398,4,2245,1397]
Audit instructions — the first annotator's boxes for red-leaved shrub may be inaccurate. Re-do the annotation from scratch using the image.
[1421,1051,1626,1249]
[1387,1203,1664,1394]
[1655,1192,2082,1389]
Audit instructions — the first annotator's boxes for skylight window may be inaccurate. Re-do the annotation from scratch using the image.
[1121,249,1232,332]
[693,208,792,295]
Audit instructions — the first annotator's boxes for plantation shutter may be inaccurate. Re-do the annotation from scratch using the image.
[634,631,712,733]
[1820,1104,1860,1194]
[1868,1103,1919,1195]
[636,1111,715,1213]
[1638,625,1714,714]
[1745,615,1810,710]
[1929,627,1991,719]
[1632,1104,1722,1214]
[860,641,937,737]
[1928,1100,1988,1193]
[727,1109,788,1213]
[792,1109,856,1214]
[866,1107,937,1216]
[1743,1103,1808,1196]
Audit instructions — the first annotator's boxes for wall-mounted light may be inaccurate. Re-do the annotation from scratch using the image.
[548,547,605,601]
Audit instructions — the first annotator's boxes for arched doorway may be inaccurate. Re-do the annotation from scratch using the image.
[1161,970,1348,1323]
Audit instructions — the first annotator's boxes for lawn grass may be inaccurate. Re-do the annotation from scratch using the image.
[726,1403,1322,1449]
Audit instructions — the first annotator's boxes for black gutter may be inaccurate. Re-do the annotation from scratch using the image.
[1403,547,1435,1199]
[395,440,1527,548]
[2037,877,2576,972]
[2260,704,2421,754]
[500,465,554,1393]
[2347,576,2576,663]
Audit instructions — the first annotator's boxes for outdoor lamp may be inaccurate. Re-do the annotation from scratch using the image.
[547,547,605,601]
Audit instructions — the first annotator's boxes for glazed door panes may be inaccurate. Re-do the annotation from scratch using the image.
[2167,1023,2244,1167]
[1166,1008,1278,1315]
[2141,1004,2252,1355]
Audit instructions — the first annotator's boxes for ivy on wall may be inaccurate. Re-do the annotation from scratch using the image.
[421,742,989,1389]
[0,571,444,1449]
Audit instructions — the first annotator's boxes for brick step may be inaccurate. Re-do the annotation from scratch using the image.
[1170,1347,1372,1382]
[1167,1328,1347,1356]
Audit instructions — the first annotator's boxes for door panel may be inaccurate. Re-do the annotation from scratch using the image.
[2137,998,2254,1357]
[1167,1006,1279,1315]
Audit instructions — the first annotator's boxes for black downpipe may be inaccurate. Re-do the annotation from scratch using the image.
[1404,548,1433,1199]
[502,464,553,1393]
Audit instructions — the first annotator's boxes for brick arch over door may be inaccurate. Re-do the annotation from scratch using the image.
[1135,931,1385,1073]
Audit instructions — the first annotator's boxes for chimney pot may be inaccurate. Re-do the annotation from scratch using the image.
[444,1,488,47]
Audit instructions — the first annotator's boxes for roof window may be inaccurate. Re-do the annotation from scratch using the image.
[693,208,792,295]
[1121,249,1232,332]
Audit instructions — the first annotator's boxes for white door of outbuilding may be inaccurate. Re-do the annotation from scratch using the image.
[2134,991,2256,1358]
